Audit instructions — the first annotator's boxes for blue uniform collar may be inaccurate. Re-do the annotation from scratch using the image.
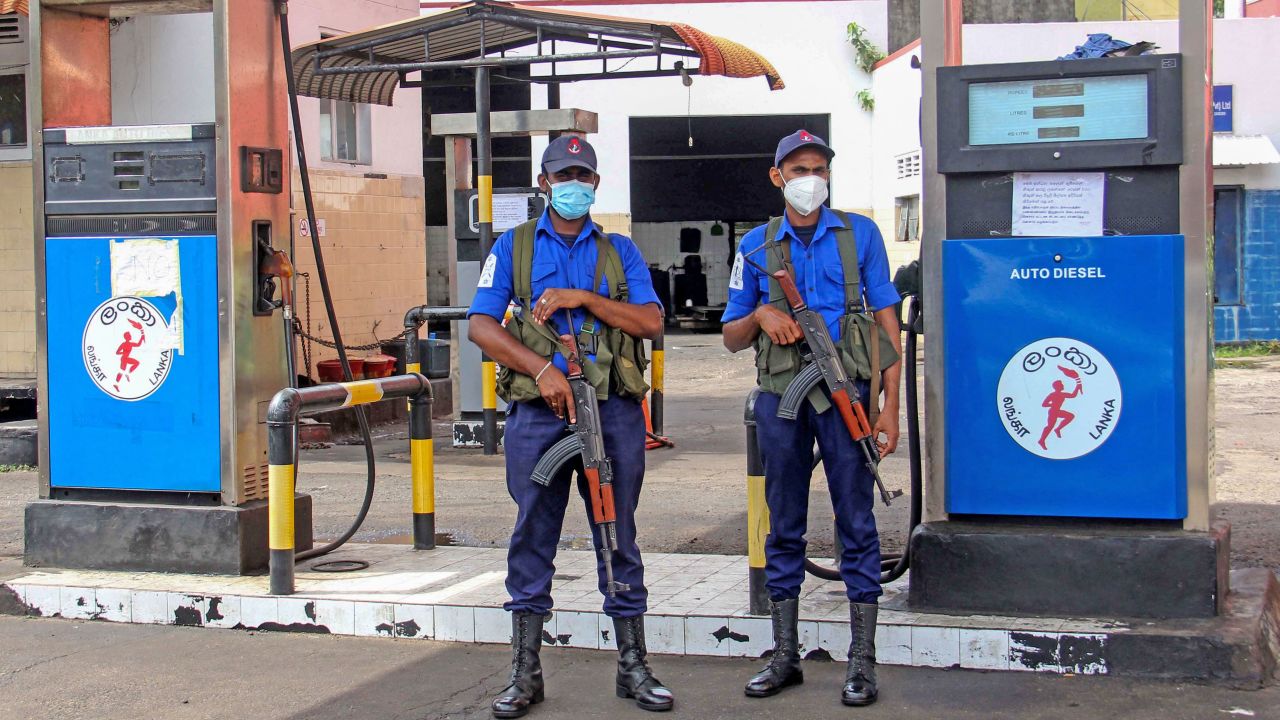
[535,209,598,247]
[772,206,845,246]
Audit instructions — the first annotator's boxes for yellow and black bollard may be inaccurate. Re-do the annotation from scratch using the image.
[268,373,432,595]
[404,321,436,549]
[475,65,499,456]
[744,388,770,616]
[650,328,665,436]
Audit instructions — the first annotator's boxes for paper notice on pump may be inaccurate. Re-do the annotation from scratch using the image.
[1012,172,1105,237]
[492,194,533,232]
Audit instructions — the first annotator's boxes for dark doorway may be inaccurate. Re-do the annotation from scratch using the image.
[1213,186,1243,306]
[422,75,532,226]
[628,114,831,223]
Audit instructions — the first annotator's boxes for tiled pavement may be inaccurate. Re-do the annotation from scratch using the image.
[5,543,1120,674]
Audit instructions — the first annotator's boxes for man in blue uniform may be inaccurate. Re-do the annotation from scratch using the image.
[722,130,902,706]
[468,135,673,718]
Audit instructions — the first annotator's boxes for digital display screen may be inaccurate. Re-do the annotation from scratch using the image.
[968,74,1149,146]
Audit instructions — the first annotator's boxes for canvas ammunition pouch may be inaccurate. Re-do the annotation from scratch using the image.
[753,210,900,419]
[496,219,650,404]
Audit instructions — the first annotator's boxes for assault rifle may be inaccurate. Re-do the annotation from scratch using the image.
[530,310,629,596]
[741,247,902,507]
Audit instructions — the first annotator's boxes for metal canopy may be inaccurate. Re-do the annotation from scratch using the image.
[290,0,784,105]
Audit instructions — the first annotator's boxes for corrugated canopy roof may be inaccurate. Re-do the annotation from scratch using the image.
[1213,133,1280,167]
[291,0,783,106]
[0,0,29,15]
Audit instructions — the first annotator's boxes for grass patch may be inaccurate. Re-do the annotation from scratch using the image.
[1216,341,1280,358]
[0,464,34,473]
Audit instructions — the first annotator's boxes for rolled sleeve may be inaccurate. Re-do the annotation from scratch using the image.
[721,226,766,323]
[856,222,901,312]
[614,234,663,311]
[467,230,516,320]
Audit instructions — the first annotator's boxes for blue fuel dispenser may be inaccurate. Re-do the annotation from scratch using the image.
[910,48,1225,619]
[24,2,310,575]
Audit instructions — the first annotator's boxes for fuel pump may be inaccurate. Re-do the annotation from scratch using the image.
[910,3,1222,620]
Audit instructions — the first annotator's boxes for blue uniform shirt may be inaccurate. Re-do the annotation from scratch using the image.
[721,207,899,342]
[467,210,662,373]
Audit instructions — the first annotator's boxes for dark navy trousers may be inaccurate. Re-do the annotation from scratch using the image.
[754,386,882,604]
[503,395,648,618]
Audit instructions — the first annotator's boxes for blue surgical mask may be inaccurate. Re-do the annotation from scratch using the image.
[549,180,596,220]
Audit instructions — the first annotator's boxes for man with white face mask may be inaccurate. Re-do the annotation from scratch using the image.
[468,135,671,717]
[721,130,903,707]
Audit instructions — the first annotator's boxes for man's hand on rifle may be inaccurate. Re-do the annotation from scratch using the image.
[538,351,577,423]
[873,409,899,456]
[753,305,804,346]
[531,288,590,325]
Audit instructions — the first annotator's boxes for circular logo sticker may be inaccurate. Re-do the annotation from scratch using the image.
[82,296,173,401]
[996,337,1122,460]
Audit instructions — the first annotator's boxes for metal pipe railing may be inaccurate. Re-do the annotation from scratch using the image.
[268,373,432,595]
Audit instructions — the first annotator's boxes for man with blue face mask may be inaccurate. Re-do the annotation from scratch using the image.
[468,135,672,718]
[721,130,903,707]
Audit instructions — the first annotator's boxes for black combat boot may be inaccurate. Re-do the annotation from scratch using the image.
[841,602,879,707]
[744,598,804,698]
[613,615,675,711]
[491,612,546,718]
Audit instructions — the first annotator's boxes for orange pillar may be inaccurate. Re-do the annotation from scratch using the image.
[41,8,112,128]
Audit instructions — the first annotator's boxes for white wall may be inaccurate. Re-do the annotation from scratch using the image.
[288,0,423,177]
[110,13,217,126]
[109,1,422,177]
[508,1,887,214]
[869,42,922,258]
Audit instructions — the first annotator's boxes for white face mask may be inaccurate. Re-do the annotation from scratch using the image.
[782,175,829,216]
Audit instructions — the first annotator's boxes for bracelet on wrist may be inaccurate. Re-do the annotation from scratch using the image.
[533,361,553,384]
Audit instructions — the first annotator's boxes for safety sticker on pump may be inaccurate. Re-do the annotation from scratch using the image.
[995,337,1122,461]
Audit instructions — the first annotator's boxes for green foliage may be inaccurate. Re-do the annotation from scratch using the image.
[1215,0,1225,18]
[1216,341,1280,359]
[857,89,876,112]
[846,22,886,74]
[0,464,35,473]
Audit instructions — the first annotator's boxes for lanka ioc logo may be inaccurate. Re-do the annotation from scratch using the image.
[82,296,173,401]
[996,337,1122,460]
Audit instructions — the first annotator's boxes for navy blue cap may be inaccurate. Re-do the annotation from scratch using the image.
[541,135,598,175]
[774,129,835,168]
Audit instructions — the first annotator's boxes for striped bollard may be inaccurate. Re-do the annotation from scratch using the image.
[744,388,770,616]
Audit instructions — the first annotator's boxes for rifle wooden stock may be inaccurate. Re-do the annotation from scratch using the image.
[772,270,807,310]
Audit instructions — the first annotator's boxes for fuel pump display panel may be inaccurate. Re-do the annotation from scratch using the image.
[941,234,1186,519]
[968,74,1149,146]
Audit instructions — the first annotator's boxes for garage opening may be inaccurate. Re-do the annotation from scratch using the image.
[628,114,831,325]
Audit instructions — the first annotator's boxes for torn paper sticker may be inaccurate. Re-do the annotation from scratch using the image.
[110,238,185,354]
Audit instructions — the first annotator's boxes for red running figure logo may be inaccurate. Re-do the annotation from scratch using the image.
[1037,366,1082,450]
[113,320,146,392]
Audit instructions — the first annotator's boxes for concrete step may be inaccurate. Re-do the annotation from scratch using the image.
[0,419,37,467]
[5,544,1276,686]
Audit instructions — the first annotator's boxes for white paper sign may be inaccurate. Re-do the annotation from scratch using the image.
[493,194,534,231]
[1012,172,1105,237]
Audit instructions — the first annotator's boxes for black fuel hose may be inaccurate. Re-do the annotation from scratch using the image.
[278,1,377,562]
[803,294,923,583]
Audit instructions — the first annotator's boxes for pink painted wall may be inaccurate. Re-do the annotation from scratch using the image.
[287,0,423,177]
[1246,0,1280,17]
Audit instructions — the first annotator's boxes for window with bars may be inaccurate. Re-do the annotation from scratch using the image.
[895,195,920,243]
[320,98,372,164]
[895,150,921,180]
[318,29,372,165]
[0,13,28,159]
